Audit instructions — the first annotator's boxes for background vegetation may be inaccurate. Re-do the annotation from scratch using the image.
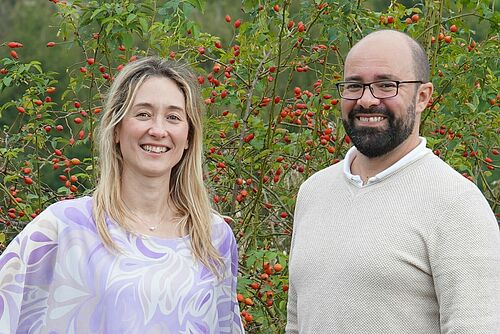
[1,0,498,332]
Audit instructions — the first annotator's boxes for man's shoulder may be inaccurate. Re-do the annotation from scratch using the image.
[302,160,345,187]
[421,154,480,190]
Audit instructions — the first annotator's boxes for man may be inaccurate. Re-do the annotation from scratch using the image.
[286,30,499,333]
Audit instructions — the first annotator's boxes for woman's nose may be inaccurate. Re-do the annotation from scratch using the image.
[148,119,167,138]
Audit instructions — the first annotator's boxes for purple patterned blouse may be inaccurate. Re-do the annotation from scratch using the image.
[0,196,244,333]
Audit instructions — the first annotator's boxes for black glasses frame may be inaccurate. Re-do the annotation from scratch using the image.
[335,80,423,100]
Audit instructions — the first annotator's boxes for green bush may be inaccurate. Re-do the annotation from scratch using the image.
[1,0,498,332]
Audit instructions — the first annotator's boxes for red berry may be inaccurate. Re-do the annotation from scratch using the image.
[234,19,241,28]
[411,14,419,22]
[74,101,81,108]
[10,50,19,59]
[7,42,23,48]
[225,15,231,23]
[46,41,56,47]
[34,99,43,106]
[273,4,280,12]
[450,24,458,33]
[74,117,83,124]
[86,58,95,65]
[16,106,26,113]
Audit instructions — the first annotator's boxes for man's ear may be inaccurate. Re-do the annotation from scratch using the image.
[415,82,433,115]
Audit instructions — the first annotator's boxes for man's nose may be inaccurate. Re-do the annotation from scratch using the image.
[356,86,381,109]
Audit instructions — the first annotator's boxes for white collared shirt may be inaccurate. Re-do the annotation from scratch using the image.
[343,137,431,187]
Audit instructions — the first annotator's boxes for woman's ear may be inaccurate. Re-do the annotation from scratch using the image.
[114,128,120,144]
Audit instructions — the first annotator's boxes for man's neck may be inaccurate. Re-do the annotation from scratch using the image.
[350,136,421,183]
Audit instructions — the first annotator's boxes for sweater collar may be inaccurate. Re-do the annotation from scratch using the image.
[343,137,431,188]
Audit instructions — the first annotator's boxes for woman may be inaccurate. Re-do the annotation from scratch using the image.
[0,57,244,333]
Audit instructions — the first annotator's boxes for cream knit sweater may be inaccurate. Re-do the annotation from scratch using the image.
[286,152,500,333]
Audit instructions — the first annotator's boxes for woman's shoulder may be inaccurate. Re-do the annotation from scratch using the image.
[34,196,95,232]
[210,213,237,244]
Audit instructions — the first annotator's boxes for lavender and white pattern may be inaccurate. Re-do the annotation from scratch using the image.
[0,196,243,333]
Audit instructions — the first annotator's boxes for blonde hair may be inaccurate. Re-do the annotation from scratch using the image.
[93,56,223,277]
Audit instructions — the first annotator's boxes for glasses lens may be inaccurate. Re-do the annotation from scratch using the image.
[371,81,398,98]
[338,82,364,99]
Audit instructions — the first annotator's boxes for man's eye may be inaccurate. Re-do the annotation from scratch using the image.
[377,82,397,89]
[345,83,362,90]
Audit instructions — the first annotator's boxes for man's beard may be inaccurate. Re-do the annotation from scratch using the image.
[342,101,416,158]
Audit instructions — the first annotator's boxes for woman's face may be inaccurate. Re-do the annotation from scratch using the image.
[115,76,189,180]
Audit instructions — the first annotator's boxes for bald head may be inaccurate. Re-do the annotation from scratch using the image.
[346,30,430,83]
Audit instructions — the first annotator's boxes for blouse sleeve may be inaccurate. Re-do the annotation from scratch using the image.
[229,225,244,333]
[0,208,59,334]
[216,217,244,333]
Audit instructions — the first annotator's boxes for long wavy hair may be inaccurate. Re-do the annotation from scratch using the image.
[93,56,223,277]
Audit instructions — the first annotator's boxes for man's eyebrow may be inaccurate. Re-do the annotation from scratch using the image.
[343,74,399,81]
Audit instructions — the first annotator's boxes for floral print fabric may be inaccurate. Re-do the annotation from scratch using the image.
[0,197,243,333]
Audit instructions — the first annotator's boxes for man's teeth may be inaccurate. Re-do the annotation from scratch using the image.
[142,145,168,153]
[359,116,385,122]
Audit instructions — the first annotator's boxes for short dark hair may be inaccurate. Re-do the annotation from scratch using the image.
[406,35,430,83]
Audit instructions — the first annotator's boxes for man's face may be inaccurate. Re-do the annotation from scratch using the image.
[341,34,421,158]
[342,98,416,158]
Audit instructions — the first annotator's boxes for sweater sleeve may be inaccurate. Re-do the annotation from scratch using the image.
[429,189,500,333]
[0,208,59,334]
[285,184,304,334]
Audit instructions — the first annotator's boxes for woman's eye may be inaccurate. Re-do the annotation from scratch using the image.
[167,114,181,121]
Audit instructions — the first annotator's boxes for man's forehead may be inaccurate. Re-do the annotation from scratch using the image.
[344,34,413,78]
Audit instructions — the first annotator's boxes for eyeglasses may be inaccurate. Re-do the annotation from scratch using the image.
[335,80,423,100]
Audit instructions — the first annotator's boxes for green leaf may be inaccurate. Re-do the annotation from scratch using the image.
[122,33,134,49]
[2,77,12,87]
[126,13,137,25]
[139,17,149,33]
[184,0,205,13]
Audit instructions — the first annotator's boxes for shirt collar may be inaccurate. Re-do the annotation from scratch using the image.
[343,137,431,187]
